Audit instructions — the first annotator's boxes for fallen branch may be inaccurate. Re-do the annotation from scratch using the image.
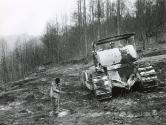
[0,88,28,98]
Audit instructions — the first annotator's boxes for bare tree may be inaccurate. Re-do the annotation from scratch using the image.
[117,0,121,35]
[0,39,9,82]
[83,0,88,57]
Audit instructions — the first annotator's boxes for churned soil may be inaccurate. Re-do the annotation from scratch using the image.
[0,54,166,125]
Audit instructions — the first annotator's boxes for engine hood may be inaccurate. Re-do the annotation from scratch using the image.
[96,48,122,66]
[96,45,138,66]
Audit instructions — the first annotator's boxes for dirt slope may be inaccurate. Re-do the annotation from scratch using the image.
[0,55,166,125]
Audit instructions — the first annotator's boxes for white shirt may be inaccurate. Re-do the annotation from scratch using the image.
[50,81,61,99]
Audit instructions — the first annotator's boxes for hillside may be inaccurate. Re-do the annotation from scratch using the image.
[0,51,166,125]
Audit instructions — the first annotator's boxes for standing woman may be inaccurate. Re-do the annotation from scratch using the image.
[50,78,61,115]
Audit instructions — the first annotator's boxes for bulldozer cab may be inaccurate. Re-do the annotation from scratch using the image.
[92,33,136,68]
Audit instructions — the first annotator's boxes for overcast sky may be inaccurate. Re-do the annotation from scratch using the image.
[0,0,135,38]
[0,0,76,37]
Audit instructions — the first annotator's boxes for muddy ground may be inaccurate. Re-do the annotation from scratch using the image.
[0,54,166,125]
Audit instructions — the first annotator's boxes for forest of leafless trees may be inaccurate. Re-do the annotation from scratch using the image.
[0,0,166,82]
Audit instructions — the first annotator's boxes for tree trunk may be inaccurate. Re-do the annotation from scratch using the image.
[83,0,88,57]
[117,0,120,35]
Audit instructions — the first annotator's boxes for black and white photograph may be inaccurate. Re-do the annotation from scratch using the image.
[0,0,166,124]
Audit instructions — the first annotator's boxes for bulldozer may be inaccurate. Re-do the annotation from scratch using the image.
[80,33,158,100]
